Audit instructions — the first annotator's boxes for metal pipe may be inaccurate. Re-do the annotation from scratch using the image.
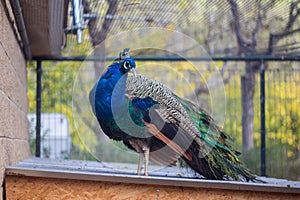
[36,60,42,157]
[71,0,83,43]
[260,59,266,176]
[10,0,32,60]
[82,13,171,25]
[32,55,300,62]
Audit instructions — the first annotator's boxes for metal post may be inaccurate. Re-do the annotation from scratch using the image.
[36,60,42,157]
[260,59,266,176]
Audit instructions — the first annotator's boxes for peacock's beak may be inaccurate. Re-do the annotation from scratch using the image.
[131,68,137,76]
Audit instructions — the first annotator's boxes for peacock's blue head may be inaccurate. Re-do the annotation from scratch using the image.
[120,57,136,74]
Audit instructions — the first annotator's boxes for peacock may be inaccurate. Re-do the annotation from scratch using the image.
[89,48,259,182]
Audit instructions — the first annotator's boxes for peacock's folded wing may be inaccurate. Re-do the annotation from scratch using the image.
[127,75,206,149]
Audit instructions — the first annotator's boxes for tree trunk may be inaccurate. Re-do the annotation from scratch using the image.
[241,62,257,154]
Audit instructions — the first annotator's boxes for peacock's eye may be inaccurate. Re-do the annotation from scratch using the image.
[123,61,130,70]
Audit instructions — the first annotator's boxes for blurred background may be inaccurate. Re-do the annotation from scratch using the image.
[25,0,300,180]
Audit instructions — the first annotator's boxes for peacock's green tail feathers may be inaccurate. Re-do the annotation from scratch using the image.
[209,147,255,181]
[177,97,259,181]
[177,97,233,149]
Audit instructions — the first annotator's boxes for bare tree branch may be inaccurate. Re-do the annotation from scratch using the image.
[227,0,256,55]
[82,0,95,43]
[189,62,234,97]
[252,0,277,49]
[267,1,300,54]
[227,0,245,46]
[252,2,263,46]
[286,1,300,30]
[83,0,119,47]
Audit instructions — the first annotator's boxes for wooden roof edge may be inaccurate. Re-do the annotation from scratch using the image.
[5,157,300,194]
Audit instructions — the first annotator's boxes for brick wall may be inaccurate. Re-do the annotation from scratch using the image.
[0,1,31,199]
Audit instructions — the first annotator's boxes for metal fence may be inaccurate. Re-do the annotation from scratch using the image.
[28,57,300,180]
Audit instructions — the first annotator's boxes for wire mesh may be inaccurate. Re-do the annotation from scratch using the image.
[27,60,300,180]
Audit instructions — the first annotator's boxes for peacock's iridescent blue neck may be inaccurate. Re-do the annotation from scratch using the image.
[93,62,128,121]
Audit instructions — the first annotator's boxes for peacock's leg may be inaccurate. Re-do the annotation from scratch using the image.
[143,146,150,176]
[137,152,144,175]
[129,139,150,176]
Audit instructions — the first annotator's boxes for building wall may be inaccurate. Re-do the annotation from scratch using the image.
[0,1,31,199]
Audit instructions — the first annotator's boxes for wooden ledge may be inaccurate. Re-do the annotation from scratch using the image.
[5,158,300,199]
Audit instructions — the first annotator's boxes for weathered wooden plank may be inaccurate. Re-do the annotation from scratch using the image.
[5,176,300,200]
[4,157,300,199]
